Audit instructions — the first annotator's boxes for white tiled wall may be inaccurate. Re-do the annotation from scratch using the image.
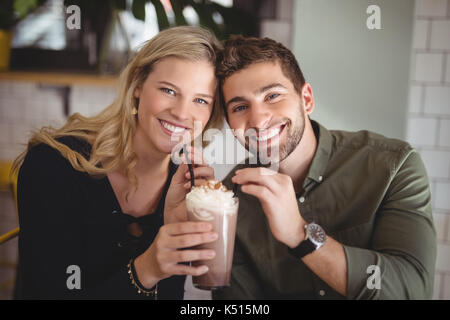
[0,82,116,161]
[407,0,450,300]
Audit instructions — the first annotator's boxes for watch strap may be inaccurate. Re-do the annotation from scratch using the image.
[288,238,316,259]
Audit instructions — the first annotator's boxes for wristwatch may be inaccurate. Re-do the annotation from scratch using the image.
[288,223,326,259]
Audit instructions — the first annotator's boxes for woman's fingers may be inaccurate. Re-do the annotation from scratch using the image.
[162,221,213,236]
[185,166,214,180]
[155,221,218,277]
[185,145,209,166]
[167,231,218,249]
[170,264,210,276]
[167,248,216,263]
[184,179,209,189]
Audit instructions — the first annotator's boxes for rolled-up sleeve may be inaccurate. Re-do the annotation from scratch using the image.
[344,149,436,299]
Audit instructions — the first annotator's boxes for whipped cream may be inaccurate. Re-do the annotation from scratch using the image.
[186,180,237,221]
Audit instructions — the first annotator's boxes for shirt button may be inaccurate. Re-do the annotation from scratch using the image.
[319,290,325,296]
[318,176,323,182]
[299,197,305,203]
[112,210,120,214]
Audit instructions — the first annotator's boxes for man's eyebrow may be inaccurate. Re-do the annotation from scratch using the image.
[225,83,287,109]
[158,81,213,99]
[257,83,287,94]
[225,96,247,109]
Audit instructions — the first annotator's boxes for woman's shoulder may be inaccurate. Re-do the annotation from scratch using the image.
[21,136,92,176]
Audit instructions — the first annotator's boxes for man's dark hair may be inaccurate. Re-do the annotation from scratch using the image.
[216,35,306,110]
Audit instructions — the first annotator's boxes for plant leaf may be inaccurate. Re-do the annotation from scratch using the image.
[14,0,38,19]
[185,0,222,38]
[132,0,146,21]
[169,0,187,26]
[112,0,127,11]
[150,0,170,30]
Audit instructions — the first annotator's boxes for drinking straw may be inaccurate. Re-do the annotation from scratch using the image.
[183,144,195,189]
[232,181,238,197]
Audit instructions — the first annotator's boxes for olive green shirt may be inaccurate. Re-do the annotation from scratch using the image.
[214,120,436,300]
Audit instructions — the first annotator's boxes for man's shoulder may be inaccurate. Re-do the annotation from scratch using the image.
[329,129,414,161]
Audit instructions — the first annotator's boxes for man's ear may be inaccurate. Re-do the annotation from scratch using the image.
[301,83,315,115]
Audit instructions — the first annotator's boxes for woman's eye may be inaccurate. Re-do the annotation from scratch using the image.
[161,88,175,95]
[195,98,209,105]
[233,105,247,113]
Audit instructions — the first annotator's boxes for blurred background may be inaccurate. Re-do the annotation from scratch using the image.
[0,0,449,300]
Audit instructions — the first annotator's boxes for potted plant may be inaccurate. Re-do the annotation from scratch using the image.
[0,0,46,70]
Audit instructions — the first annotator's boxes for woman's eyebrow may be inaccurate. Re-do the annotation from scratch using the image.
[158,81,213,99]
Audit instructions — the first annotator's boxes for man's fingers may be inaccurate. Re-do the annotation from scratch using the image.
[232,167,279,193]
[240,183,272,202]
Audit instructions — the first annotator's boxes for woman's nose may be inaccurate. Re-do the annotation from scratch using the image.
[169,98,191,121]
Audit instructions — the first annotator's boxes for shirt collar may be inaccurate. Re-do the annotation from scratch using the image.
[303,119,333,187]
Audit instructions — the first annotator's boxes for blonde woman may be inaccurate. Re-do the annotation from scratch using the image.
[12,26,223,299]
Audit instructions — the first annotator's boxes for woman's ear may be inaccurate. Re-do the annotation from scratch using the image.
[134,86,141,99]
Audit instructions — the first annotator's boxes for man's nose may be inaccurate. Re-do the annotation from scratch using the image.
[248,103,272,129]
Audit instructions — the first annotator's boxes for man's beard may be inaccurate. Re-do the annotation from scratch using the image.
[242,104,306,165]
[278,107,305,162]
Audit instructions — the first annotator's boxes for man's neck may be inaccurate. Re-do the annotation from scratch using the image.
[279,118,318,194]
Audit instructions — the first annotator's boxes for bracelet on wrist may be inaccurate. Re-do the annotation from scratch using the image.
[127,258,158,299]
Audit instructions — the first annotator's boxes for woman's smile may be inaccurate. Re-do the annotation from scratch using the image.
[158,119,190,137]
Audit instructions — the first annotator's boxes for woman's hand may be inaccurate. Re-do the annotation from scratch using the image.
[134,221,218,288]
[164,146,214,225]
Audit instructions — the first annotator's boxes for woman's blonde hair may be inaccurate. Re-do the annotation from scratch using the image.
[12,26,223,197]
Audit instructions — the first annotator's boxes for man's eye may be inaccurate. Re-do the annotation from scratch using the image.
[233,105,247,112]
[267,93,280,100]
[161,88,175,95]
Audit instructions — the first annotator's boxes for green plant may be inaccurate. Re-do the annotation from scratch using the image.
[66,0,253,40]
[0,0,47,30]
[130,0,253,40]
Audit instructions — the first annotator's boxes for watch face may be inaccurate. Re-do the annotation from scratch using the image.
[307,223,326,246]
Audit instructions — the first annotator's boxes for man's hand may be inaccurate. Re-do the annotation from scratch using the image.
[232,167,306,248]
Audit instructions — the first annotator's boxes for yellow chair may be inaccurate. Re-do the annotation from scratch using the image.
[0,161,19,296]
[0,161,19,245]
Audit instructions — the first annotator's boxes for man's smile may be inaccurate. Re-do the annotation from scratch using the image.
[250,122,287,143]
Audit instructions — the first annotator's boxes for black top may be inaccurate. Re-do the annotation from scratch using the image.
[14,136,185,299]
